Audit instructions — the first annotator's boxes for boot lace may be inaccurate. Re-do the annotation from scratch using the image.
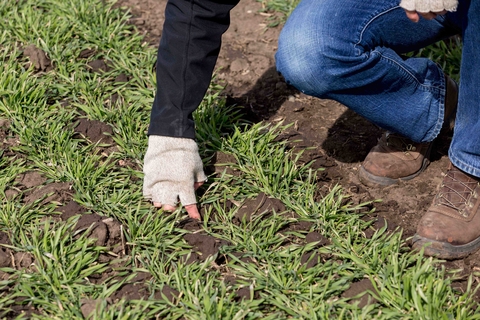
[437,168,479,215]
[385,133,417,153]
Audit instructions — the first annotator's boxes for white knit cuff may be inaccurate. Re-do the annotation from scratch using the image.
[399,0,458,12]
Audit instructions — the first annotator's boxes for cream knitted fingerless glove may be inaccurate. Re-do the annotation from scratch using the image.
[143,135,207,206]
[399,0,458,12]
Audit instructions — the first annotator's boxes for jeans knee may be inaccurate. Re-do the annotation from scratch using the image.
[275,30,338,98]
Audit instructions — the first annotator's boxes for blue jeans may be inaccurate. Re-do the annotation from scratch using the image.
[276,0,480,177]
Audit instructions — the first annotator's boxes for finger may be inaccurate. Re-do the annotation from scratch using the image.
[405,10,420,22]
[153,202,177,211]
[419,12,437,20]
[185,204,201,220]
[194,181,204,190]
[162,204,176,211]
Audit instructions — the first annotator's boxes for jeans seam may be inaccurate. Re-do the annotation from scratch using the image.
[370,49,444,142]
[354,6,401,55]
[371,50,442,91]
[449,153,480,178]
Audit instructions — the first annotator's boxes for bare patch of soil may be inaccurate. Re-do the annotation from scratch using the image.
[183,233,230,264]
[23,44,53,72]
[0,119,20,159]
[74,118,114,145]
[235,192,286,222]
[0,231,12,268]
[342,278,379,308]
[58,202,125,255]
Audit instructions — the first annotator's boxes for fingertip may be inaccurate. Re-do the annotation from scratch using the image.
[185,204,201,220]
[163,204,176,211]
[405,10,420,22]
[420,12,437,20]
[194,181,204,190]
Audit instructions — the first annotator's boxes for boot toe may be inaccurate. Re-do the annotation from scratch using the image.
[415,211,456,244]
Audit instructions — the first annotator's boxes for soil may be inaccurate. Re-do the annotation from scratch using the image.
[2,0,478,316]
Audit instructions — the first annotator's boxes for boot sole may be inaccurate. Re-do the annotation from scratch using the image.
[412,234,480,260]
[358,157,430,187]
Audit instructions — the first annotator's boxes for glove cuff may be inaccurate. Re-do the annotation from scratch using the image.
[399,0,458,12]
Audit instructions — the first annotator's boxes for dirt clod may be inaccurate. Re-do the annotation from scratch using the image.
[210,151,239,176]
[81,299,97,319]
[78,49,96,59]
[342,278,379,308]
[157,285,180,303]
[0,232,12,268]
[114,73,129,83]
[111,273,153,301]
[301,251,320,269]
[235,285,259,301]
[235,192,286,222]
[183,233,228,262]
[59,200,87,220]
[87,59,110,73]
[75,214,109,246]
[23,44,52,71]
[75,118,114,144]
[13,252,34,269]
[23,182,72,205]
[16,171,47,189]
[305,231,330,246]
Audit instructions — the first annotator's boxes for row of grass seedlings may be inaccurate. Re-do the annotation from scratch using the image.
[222,122,301,195]
[194,83,245,162]
[111,96,152,161]
[197,116,352,317]
[0,156,26,211]
[366,251,479,319]
[233,244,339,318]
[198,102,480,318]
[124,209,189,268]
[5,218,109,317]
[0,0,150,317]
[200,115,341,317]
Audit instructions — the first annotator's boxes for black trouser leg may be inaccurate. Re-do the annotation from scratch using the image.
[148,0,239,139]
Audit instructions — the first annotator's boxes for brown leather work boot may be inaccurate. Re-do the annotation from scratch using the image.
[413,164,480,259]
[358,133,433,186]
[358,75,458,187]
